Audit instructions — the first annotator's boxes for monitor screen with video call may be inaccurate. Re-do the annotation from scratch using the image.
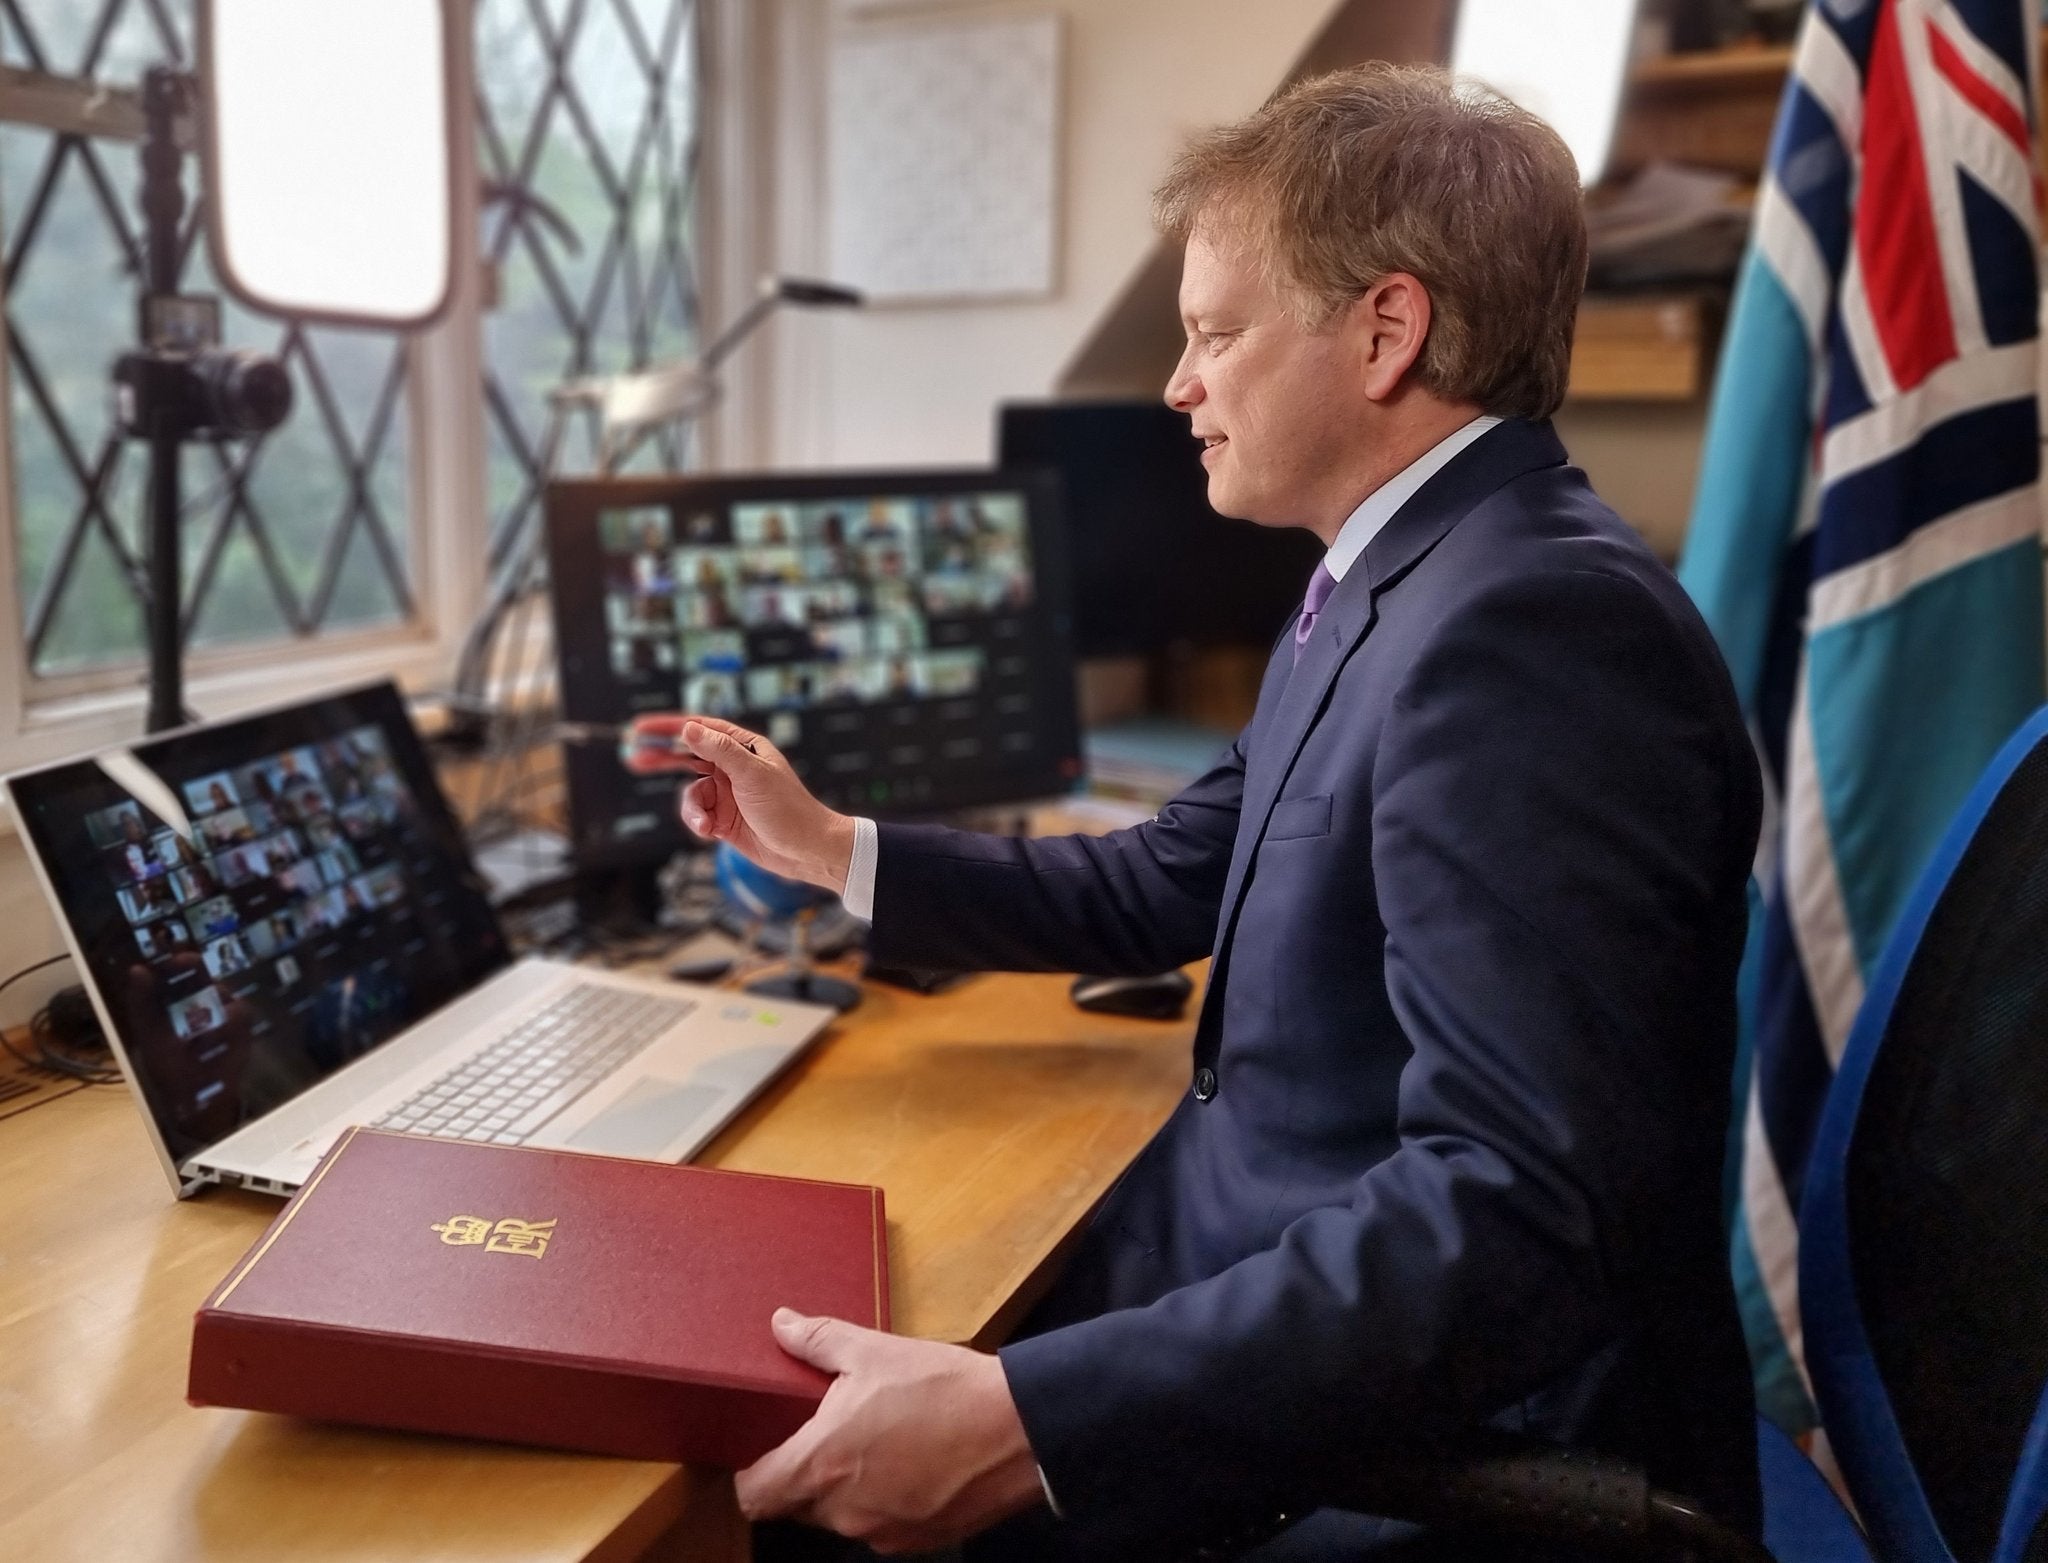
[545,470,1084,867]
[8,683,511,1163]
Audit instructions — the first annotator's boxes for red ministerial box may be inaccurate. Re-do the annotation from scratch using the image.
[189,1127,889,1468]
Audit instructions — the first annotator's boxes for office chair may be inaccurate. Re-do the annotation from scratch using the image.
[1319,1427,1777,1562]
[1284,1411,1854,1563]
[1798,703,2048,1563]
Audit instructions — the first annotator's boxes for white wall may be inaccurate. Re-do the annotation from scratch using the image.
[737,0,1344,469]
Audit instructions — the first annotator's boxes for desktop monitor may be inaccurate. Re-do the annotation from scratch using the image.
[996,399,1321,657]
[545,470,1083,868]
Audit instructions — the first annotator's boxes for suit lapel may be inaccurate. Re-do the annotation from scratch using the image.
[1208,419,1570,965]
[1210,564,1375,965]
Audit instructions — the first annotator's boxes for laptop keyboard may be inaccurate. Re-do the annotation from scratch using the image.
[371,984,698,1146]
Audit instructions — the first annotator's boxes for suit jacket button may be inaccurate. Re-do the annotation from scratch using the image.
[1193,1067,1217,1101]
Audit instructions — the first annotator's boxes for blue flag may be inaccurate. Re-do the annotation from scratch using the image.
[1679,0,2044,1437]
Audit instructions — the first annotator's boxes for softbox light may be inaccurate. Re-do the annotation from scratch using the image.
[198,0,460,328]
[1450,0,1640,187]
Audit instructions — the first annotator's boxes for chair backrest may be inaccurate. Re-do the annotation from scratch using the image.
[1800,706,2048,1563]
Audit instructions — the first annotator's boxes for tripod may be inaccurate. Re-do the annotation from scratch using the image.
[116,66,291,732]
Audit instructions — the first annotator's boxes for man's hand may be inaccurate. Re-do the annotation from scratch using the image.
[735,1309,1047,1554]
[622,713,856,892]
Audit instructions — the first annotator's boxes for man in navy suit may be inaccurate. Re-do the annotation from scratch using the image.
[636,62,1761,1560]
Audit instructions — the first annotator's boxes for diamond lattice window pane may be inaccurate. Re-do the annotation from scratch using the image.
[475,0,701,587]
[184,522,293,647]
[2,127,137,618]
[0,0,186,75]
[1,0,418,678]
[36,513,145,672]
[1,0,695,679]
[324,520,410,632]
[94,0,190,79]
[241,433,345,608]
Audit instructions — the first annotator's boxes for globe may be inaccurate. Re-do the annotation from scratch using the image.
[712,841,829,922]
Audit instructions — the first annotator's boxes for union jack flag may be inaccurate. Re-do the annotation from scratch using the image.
[1679,0,2044,1438]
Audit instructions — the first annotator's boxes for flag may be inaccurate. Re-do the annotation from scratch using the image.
[1679,0,2044,1435]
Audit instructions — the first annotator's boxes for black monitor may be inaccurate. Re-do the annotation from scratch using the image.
[545,470,1083,868]
[996,399,1321,656]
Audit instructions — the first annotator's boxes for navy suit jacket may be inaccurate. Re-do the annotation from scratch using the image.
[869,420,1762,1558]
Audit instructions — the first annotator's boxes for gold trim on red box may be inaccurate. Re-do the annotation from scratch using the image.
[209,1124,364,1310]
[871,1184,884,1330]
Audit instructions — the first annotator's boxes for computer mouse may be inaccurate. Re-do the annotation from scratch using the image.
[667,954,734,983]
[1069,969,1194,1020]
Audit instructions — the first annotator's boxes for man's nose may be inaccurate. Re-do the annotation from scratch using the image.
[1164,349,1201,412]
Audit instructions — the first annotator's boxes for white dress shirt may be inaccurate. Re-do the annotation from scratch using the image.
[838,415,1501,922]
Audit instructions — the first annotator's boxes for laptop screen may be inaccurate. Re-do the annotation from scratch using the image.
[7,682,511,1166]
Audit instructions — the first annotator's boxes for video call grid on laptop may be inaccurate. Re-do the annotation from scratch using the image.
[4,681,832,1198]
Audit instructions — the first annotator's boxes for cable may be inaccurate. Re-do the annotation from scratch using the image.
[0,953,71,1068]
[0,954,122,1085]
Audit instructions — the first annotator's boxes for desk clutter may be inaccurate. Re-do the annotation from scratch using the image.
[189,1126,889,1467]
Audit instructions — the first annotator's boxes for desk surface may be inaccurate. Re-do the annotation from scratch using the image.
[0,968,1192,1563]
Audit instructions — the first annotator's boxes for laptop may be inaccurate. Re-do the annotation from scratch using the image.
[5,680,837,1198]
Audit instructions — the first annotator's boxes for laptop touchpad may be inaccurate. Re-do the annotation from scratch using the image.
[566,1078,725,1157]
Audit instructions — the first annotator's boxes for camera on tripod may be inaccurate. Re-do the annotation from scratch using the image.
[114,293,291,441]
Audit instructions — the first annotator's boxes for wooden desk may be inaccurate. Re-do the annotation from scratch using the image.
[0,970,1193,1562]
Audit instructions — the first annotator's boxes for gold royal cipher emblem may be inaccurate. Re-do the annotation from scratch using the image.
[431,1215,558,1259]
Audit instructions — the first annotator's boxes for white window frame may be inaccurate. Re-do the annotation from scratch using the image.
[0,6,490,782]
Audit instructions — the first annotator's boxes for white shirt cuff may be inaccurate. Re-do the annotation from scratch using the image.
[841,816,879,921]
[1038,1462,1064,1519]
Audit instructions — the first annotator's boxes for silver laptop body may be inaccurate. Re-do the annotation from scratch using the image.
[5,680,834,1197]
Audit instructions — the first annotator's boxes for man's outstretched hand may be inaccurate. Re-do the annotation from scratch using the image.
[735,1309,1047,1554]
[622,713,856,892]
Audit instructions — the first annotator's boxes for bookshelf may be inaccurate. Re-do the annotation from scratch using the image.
[1612,43,1795,178]
[1579,33,2048,400]
[1567,45,1791,403]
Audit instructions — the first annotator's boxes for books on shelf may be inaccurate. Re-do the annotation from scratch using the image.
[1082,717,1235,810]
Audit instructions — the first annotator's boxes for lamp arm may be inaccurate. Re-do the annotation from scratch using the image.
[700,274,865,371]
[697,291,780,373]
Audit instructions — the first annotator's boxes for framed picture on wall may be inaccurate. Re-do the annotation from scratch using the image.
[827,10,1063,304]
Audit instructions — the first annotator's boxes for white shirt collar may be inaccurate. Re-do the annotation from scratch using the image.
[1323,415,1502,582]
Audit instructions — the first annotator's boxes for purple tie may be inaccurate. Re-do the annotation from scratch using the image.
[1293,562,1337,666]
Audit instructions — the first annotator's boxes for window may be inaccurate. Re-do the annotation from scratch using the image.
[0,0,706,773]
[474,0,703,584]
[0,1,417,687]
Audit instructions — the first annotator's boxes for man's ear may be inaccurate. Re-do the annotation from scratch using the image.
[1353,272,1433,402]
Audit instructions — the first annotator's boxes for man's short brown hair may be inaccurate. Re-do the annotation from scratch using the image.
[1154,63,1588,421]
